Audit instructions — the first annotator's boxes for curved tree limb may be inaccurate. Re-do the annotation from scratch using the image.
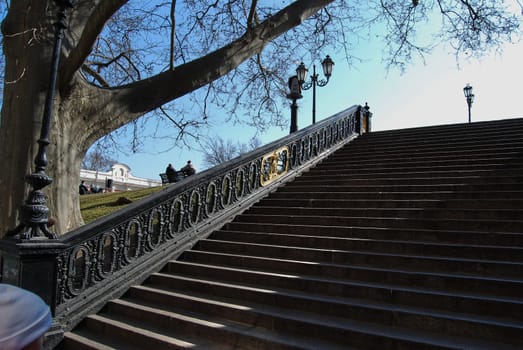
[87,0,334,132]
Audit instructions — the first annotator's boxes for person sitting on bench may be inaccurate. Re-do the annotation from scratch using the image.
[181,160,196,176]
[165,163,177,183]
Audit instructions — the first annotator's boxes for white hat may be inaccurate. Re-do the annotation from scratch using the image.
[0,284,52,350]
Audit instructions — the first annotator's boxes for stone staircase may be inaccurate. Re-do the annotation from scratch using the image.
[58,118,523,349]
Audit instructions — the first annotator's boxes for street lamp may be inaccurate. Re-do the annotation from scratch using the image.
[296,55,334,124]
[463,83,474,123]
[6,0,74,240]
[287,76,303,134]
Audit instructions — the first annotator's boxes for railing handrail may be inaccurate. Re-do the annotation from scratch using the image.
[0,104,370,347]
[61,105,361,244]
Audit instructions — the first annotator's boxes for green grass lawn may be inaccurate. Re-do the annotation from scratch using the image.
[80,186,163,224]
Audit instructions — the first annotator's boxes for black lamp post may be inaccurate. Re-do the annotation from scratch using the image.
[6,0,74,240]
[463,83,474,124]
[287,76,303,134]
[296,55,334,125]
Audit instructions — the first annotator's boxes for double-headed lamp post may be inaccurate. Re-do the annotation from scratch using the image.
[463,83,474,124]
[296,55,334,125]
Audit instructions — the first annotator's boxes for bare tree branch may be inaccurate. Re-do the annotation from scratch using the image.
[247,0,259,30]
[169,0,176,70]
[93,0,335,129]
[63,0,130,86]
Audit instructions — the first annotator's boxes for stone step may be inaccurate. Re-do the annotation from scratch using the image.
[344,137,523,153]
[186,243,523,279]
[297,171,523,181]
[233,213,523,233]
[311,165,523,177]
[74,314,199,349]
[197,235,523,267]
[334,130,523,149]
[177,254,523,299]
[267,190,523,201]
[279,182,523,193]
[359,119,523,137]
[315,157,523,170]
[304,167,523,179]
[61,328,172,350]
[345,143,523,158]
[221,222,523,246]
[348,125,523,147]
[245,205,523,221]
[214,229,523,260]
[328,146,523,161]
[328,147,523,163]
[258,197,523,209]
[285,177,523,188]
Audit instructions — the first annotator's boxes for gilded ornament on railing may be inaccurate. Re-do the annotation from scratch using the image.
[260,146,289,186]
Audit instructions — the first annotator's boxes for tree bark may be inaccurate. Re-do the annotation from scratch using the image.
[0,0,333,236]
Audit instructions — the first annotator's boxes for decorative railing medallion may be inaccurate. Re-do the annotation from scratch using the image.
[261,146,289,186]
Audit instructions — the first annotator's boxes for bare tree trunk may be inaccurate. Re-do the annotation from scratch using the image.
[45,102,88,234]
[0,1,54,235]
[0,80,90,235]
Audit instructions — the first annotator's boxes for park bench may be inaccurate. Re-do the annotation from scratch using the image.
[159,170,186,185]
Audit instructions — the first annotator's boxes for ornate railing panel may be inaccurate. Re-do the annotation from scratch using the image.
[0,104,371,340]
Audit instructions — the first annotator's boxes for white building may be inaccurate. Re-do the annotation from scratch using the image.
[80,163,161,192]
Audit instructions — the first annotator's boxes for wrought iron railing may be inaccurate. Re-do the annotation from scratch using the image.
[0,104,370,342]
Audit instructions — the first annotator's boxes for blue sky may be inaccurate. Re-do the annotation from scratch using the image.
[118,7,523,181]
